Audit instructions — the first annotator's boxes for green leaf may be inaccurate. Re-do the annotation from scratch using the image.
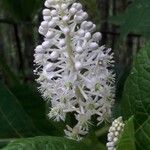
[1,136,90,150]
[116,117,136,150]
[135,117,150,150]
[83,133,107,150]
[109,0,150,39]
[10,84,65,136]
[0,82,40,139]
[121,42,150,149]
[0,82,68,148]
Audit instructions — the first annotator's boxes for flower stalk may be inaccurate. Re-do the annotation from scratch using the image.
[34,0,115,141]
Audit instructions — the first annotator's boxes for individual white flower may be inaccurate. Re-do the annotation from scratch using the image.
[34,0,115,140]
[106,117,125,150]
[64,125,88,141]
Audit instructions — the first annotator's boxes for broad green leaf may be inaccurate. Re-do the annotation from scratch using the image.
[0,82,40,139]
[10,84,65,136]
[135,117,150,150]
[1,136,90,150]
[109,0,150,39]
[117,117,136,150]
[0,82,65,148]
[121,42,150,149]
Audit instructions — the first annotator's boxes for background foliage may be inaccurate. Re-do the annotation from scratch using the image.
[0,0,150,149]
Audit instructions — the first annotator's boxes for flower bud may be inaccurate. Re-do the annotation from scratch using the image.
[43,9,51,16]
[69,7,77,15]
[61,4,67,10]
[59,39,66,47]
[85,32,91,40]
[74,15,84,23]
[39,26,47,35]
[75,61,82,70]
[46,31,55,39]
[62,27,70,34]
[75,3,82,10]
[89,42,99,50]
[93,32,102,41]
[106,117,124,150]
[47,0,55,5]
[44,63,55,72]
[62,16,70,22]
[50,51,59,60]
[51,9,58,17]
[43,16,51,21]
[48,20,56,28]
[77,29,85,37]
[44,1,51,8]
[76,46,83,53]
[42,41,50,49]
[35,45,44,53]
[41,21,48,28]
[82,12,88,20]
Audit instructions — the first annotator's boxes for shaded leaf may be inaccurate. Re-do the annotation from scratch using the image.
[0,82,40,139]
[135,117,150,150]
[121,42,150,149]
[83,132,107,150]
[1,136,90,150]
[10,84,65,136]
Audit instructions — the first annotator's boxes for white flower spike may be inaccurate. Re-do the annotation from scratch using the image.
[34,0,115,141]
[106,117,125,150]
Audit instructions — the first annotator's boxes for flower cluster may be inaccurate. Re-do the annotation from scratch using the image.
[106,117,125,150]
[34,0,115,140]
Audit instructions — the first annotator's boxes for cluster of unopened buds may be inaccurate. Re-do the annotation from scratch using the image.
[106,117,125,150]
[34,0,115,141]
